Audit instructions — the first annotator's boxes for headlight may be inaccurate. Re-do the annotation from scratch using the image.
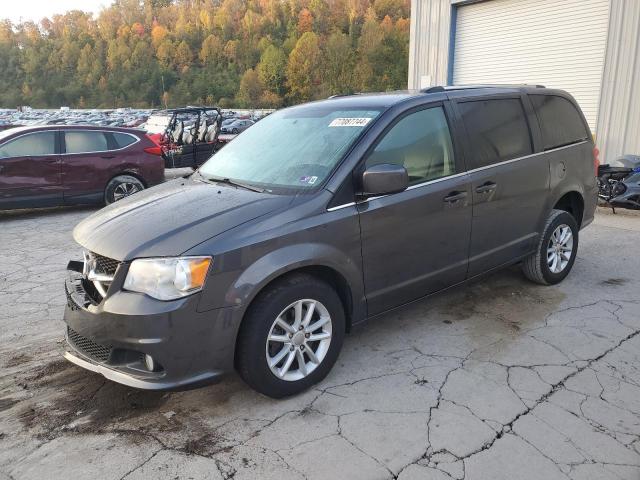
[123,256,212,301]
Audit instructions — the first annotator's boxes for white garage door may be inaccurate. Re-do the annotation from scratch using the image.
[453,0,610,130]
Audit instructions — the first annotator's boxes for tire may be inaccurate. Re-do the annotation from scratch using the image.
[522,209,579,285]
[104,175,144,205]
[232,128,239,134]
[236,273,345,398]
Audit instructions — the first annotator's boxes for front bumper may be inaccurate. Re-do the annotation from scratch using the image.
[63,271,241,390]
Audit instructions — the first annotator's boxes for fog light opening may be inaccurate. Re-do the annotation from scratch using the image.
[144,354,155,372]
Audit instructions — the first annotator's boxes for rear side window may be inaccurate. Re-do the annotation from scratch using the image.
[64,131,108,154]
[458,99,532,168]
[530,95,590,150]
[0,131,56,158]
[112,132,137,149]
[366,106,456,185]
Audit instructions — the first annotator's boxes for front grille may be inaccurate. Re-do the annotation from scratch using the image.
[81,278,103,305]
[93,253,120,276]
[83,251,120,303]
[67,327,112,363]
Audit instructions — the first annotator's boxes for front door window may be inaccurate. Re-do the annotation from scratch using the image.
[366,107,455,185]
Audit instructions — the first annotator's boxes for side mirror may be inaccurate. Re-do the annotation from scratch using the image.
[361,163,409,197]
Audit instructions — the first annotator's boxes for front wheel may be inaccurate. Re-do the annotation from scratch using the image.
[522,209,579,285]
[236,274,345,398]
[104,175,144,205]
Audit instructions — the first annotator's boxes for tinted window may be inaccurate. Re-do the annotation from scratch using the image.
[0,131,56,158]
[367,107,455,185]
[65,131,108,153]
[112,132,137,149]
[458,99,532,168]
[530,95,590,150]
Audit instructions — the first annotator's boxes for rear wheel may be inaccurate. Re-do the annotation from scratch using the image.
[522,209,579,285]
[104,175,144,205]
[236,274,345,398]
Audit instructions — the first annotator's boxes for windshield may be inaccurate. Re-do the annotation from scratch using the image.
[199,105,382,193]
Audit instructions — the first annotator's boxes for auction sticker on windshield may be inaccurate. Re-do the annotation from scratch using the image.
[329,117,372,127]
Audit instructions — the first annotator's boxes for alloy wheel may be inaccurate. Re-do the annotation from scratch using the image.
[113,182,140,201]
[265,299,332,382]
[547,224,573,273]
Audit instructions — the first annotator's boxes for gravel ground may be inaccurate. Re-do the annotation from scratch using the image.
[1,192,639,480]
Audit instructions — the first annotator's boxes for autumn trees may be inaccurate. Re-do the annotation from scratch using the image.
[1,0,410,108]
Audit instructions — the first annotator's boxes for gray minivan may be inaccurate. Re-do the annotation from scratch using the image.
[63,86,598,397]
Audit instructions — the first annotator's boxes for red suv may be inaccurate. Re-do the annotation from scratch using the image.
[0,125,164,210]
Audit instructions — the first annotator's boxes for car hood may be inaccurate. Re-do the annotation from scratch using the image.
[73,177,293,260]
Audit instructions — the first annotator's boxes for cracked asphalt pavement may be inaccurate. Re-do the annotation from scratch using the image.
[1,189,639,479]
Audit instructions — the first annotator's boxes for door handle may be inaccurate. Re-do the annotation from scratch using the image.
[475,181,497,194]
[443,191,468,203]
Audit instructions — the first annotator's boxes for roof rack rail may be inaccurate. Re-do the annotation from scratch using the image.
[420,84,545,93]
[421,86,446,93]
[327,92,362,99]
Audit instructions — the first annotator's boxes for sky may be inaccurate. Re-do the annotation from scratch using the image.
[2,0,112,24]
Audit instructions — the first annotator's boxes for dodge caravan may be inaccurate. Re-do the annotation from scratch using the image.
[63,86,598,397]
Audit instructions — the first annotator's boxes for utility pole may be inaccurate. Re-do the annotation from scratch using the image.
[161,74,167,109]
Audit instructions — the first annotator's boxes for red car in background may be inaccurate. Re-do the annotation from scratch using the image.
[0,125,164,210]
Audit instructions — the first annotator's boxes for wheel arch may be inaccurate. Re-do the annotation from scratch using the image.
[226,244,366,338]
[552,190,585,227]
[238,265,360,334]
[109,170,148,188]
[272,265,354,331]
[231,264,356,372]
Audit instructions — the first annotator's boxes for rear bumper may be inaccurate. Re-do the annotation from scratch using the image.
[581,184,599,229]
[63,271,241,390]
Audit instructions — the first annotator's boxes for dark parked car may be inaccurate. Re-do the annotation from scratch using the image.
[63,86,597,397]
[221,119,254,134]
[0,125,164,209]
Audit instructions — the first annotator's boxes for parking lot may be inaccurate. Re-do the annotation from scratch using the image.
[1,180,639,479]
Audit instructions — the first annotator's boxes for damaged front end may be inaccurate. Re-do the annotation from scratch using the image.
[80,250,119,301]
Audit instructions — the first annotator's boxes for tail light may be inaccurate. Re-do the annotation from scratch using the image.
[593,146,600,176]
[144,134,163,155]
[144,145,162,156]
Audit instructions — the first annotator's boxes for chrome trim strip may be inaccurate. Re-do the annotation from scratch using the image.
[358,171,470,204]
[406,171,469,190]
[324,140,588,211]
[327,202,356,212]
[465,140,589,175]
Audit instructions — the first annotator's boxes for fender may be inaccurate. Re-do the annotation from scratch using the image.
[539,141,591,234]
[533,183,584,237]
[224,242,366,325]
[550,183,585,205]
[119,166,147,184]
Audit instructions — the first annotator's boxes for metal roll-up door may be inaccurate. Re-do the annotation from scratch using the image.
[452,0,610,130]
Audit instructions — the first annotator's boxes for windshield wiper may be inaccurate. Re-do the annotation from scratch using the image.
[201,174,265,193]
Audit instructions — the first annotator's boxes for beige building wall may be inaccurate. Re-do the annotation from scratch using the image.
[596,0,640,163]
[409,0,640,163]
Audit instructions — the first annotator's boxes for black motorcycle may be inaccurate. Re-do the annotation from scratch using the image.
[598,155,640,212]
